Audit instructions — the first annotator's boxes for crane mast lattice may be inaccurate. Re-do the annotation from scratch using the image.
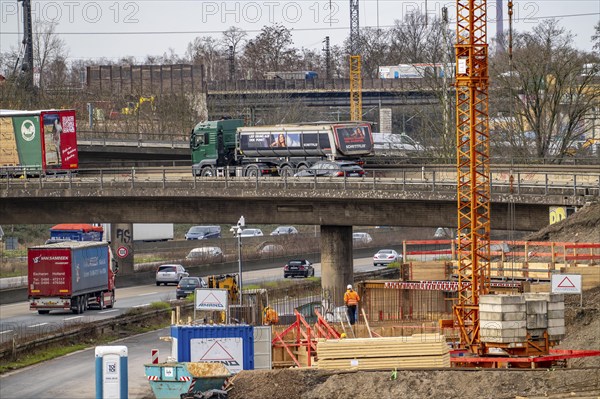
[349,0,362,121]
[453,0,491,354]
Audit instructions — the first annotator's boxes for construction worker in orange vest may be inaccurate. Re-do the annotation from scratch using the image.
[344,284,360,325]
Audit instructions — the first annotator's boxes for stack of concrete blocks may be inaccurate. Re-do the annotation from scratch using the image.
[524,293,565,341]
[479,294,566,344]
[479,295,527,343]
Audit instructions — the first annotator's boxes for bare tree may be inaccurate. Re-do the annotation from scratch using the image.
[491,20,600,161]
[241,24,299,78]
[390,12,429,63]
[592,20,600,55]
[33,21,68,88]
[186,36,224,81]
[221,27,247,56]
[343,27,391,78]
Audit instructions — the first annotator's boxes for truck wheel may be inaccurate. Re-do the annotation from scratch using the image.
[106,291,115,308]
[72,297,81,314]
[244,165,259,177]
[99,295,105,310]
[37,310,50,315]
[201,167,215,177]
[296,164,308,173]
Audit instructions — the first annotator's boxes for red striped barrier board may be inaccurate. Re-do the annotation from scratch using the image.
[384,281,521,291]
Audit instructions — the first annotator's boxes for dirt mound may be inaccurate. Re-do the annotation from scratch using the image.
[558,286,600,367]
[229,368,600,399]
[525,201,600,243]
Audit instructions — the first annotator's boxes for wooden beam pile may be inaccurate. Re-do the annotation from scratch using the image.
[317,334,450,370]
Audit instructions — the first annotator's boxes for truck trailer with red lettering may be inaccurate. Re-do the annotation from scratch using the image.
[28,241,117,315]
[0,109,79,176]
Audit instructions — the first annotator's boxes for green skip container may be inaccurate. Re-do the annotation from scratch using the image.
[145,362,231,399]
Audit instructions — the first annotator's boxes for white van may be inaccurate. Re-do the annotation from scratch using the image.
[186,246,224,262]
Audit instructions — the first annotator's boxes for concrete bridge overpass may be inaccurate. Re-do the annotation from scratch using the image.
[2,168,597,306]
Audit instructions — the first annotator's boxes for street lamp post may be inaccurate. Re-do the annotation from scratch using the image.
[230,216,245,306]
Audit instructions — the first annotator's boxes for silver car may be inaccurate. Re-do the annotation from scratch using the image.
[156,264,188,286]
[373,249,401,266]
[240,228,263,237]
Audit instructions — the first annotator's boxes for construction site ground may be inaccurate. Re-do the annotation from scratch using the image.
[227,202,600,399]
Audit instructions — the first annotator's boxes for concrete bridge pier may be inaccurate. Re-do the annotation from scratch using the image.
[110,223,134,275]
[320,225,353,313]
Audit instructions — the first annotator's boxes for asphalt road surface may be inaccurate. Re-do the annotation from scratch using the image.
[0,257,378,344]
[0,327,170,399]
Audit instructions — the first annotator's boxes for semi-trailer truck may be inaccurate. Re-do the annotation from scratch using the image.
[0,109,79,176]
[190,119,374,177]
[28,241,117,314]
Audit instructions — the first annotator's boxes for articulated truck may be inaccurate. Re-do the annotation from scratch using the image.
[190,119,374,177]
[28,241,117,315]
[0,109,79,176]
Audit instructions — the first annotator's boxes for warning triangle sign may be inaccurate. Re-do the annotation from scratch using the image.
[199,292,225,307]
[200,342,235,361]
[557,276,576,288]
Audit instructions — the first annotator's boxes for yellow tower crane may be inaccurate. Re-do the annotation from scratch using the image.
[452,0,492,354]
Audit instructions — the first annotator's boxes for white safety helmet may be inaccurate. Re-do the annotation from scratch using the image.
[347,284,353,290]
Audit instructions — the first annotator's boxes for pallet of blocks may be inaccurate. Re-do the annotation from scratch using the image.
[317,334,450,370]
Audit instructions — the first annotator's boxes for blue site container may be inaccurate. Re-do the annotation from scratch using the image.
[171,325,254,371]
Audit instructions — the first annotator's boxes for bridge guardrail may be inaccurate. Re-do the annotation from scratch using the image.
[1,167,598,198]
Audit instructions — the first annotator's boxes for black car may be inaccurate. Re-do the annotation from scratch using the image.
[176,277,207,299]
[283,259,315,278]
[294,160,365,177]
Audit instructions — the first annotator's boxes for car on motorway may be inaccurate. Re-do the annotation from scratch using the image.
[283,259,315,278]
[185,225,221,240]
[186,246,224,262]
[373,249,401,266]
[270,225,298,235]
[240,228,264,237]
[258,243,286,256]
[353,232,373,245]
[294,160,366,177]
[156,264,189,286]
[176,276,208,299]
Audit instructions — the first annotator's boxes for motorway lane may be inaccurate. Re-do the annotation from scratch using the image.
[0,257,378,342]
[0,327,171,399]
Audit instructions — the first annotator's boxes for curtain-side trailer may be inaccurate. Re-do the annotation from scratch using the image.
[28,241,117,315]
[0,109,79,176]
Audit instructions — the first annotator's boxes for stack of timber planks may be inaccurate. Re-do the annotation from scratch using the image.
[317,334,450,370]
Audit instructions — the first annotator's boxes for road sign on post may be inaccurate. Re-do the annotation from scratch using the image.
[551,274,582,294]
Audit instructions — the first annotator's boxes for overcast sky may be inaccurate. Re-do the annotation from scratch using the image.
[0,0,598,62]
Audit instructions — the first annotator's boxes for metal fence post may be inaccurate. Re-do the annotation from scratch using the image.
[573,174,577,196]
[402,170,406,191]
[100,169,103,190]
[131,167,135,189]
[545,174,548,195]
[162,169,166,189]
[372,169,376,190]
[517,172,521,194]
[432,170,436,192]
